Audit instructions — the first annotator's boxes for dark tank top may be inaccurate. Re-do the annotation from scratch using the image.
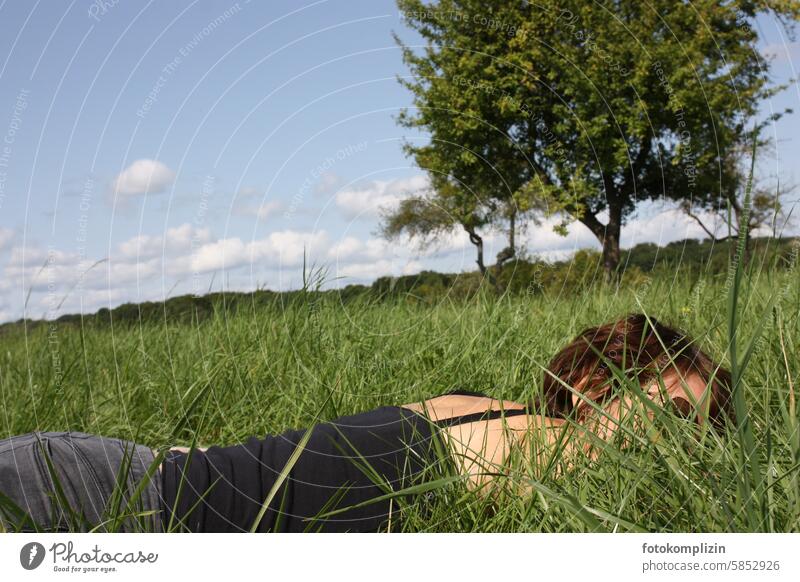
[159,389,529,532]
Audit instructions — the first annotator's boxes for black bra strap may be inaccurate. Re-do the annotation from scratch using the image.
[433,407,530,428]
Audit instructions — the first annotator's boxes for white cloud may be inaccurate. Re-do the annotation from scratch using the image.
[335,175,428,219]
[7,246,78,268]
[326,236,391,262]
[189,230,331,274]
[112,159,175,196]
[106,257,161,284]
[237,186,260,197]
[314,172,343,195]
[33,287,128,313]
[619,207,725,247]
[3,246,95,296]
[255,201,283,221]
[519,217,598,254]
[232,187,283,221]
[0,228,14,253]
[189,238,248,273]
[334,259,414,280]
[248,230,331,267]
[118,223,213,259]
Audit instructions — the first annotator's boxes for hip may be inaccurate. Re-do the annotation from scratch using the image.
[0,431,163,532]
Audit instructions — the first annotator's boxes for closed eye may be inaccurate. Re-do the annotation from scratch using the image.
[671,397,693,419]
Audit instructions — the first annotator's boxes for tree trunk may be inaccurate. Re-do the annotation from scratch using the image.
[579,205,621,283]
[465,226,486,275]
[494,209,517,268]
[602,216,621,283]
[508,209,516,257]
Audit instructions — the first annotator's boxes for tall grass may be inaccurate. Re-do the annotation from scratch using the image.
[0,242,798,532]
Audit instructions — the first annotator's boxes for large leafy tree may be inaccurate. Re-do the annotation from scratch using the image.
[387,0,799,279]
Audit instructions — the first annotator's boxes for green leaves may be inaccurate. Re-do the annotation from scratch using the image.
[391,0,798,277]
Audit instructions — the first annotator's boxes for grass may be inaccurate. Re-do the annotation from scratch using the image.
[1,153,798,532]
[0,243,798,532]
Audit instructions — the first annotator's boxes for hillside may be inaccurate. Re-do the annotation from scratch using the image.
[1,235,796,335]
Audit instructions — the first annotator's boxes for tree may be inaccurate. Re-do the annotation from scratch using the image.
[389,0,800,280]
[679,140,796,244]
[381,171,539,277]
[384,0,549,277]
[381,180,488,274]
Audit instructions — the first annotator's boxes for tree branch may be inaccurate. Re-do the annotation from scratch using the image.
[681,203,731,242]
[577,208,607,242]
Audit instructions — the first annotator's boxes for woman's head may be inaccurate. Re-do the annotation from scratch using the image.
[541,313,734,427]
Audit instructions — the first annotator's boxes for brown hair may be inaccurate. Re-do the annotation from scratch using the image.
[541,313,734,426]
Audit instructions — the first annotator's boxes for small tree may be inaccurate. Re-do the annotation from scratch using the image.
[679,141,796,244]
[381,174,544,278]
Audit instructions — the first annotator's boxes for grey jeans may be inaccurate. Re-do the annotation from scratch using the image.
[0,432,163,532]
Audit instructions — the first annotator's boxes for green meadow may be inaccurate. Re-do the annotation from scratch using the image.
[1,235,798,532]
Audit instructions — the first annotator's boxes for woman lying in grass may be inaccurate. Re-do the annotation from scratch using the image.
[0,313,734,533]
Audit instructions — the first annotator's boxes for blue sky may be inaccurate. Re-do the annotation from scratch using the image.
[0,0,798,323]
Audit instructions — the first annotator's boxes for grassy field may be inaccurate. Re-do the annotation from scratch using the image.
[0,250,798,532]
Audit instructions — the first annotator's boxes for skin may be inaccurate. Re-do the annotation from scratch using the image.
[159,370,712,489]
[401,394,565,489]
[400,369,713,491]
